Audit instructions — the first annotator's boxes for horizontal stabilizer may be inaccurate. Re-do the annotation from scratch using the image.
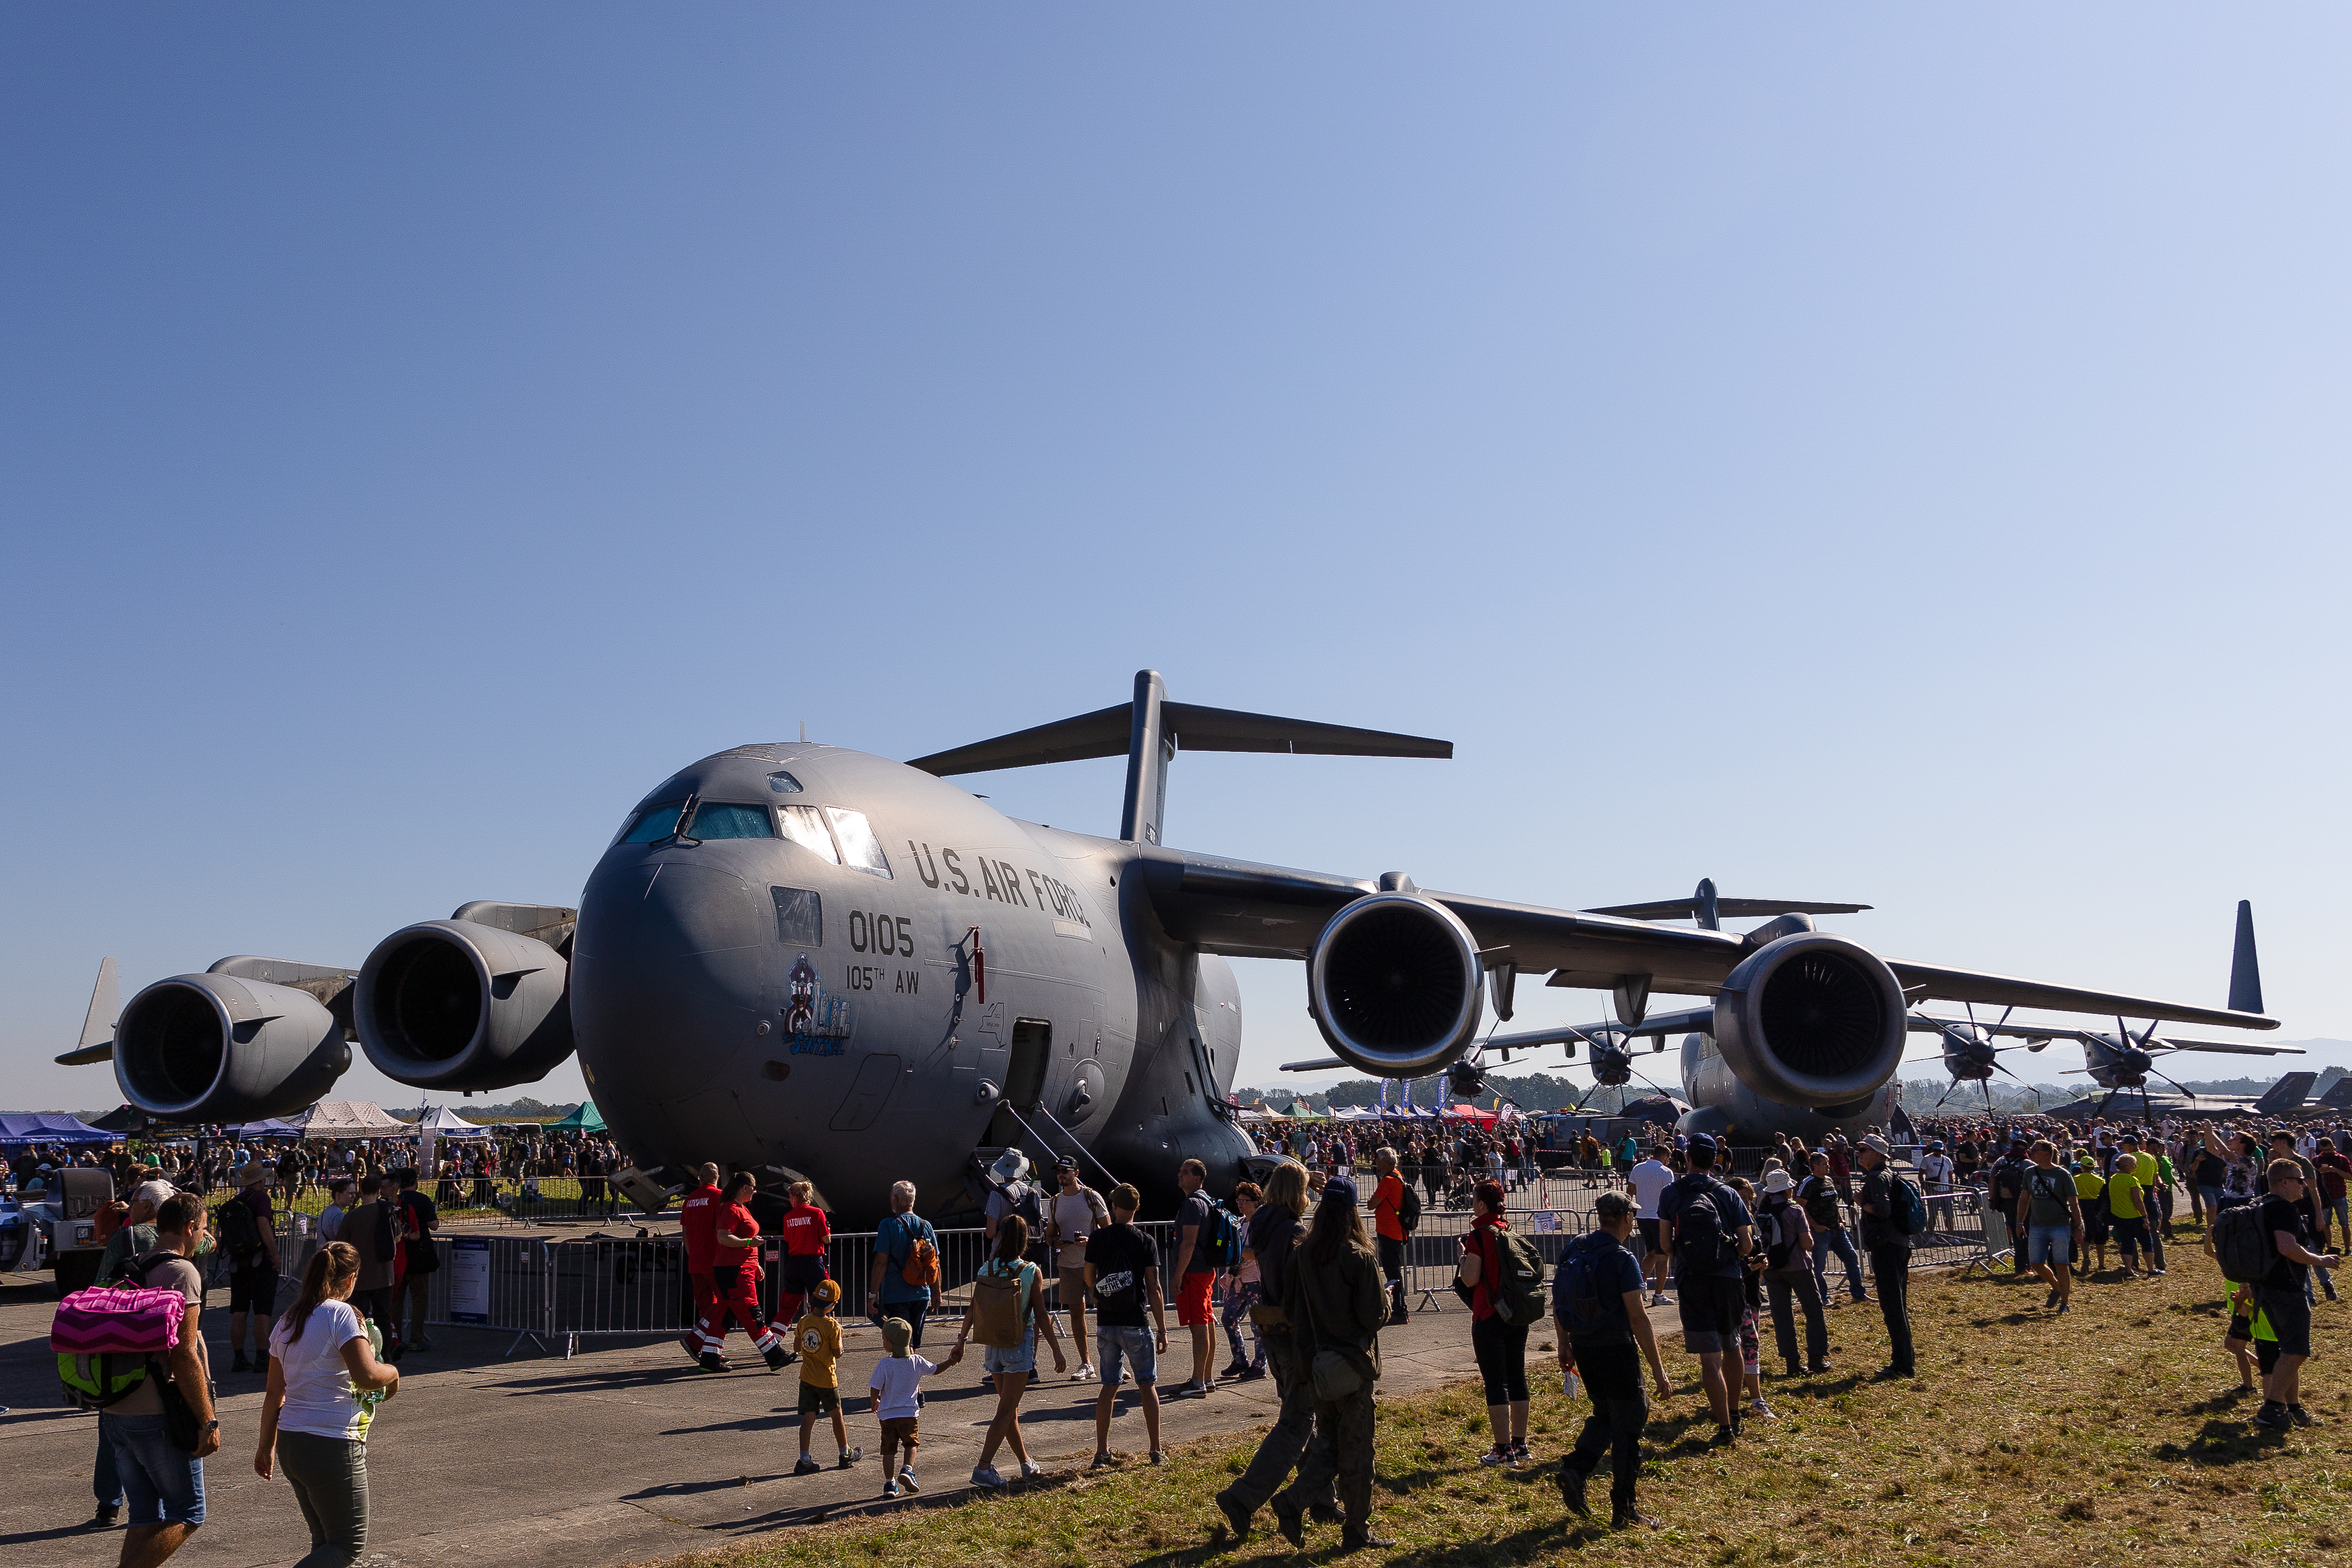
[1281,1057,1349,1073]
[909,701,1450,776]
[1586,897,1870,921]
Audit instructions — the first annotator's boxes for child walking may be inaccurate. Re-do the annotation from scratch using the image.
[869,1315,953,1497]
[791,1279,861,1475]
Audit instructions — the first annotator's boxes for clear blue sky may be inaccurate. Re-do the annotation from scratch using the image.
[6,9,2348,1112]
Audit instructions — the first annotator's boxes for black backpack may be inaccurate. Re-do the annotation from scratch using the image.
[1396,1182,1423,1237]
[1758,1200,1798,1270]
[212,1193,264,1266]
[1667,1177,1733,1272]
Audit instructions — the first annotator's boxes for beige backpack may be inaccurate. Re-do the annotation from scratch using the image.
[970,1260,1033,1348]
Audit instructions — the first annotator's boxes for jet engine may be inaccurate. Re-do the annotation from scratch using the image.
[355,919,573,1092]
[1307,892,1485,1077]
[115,973,352,1123]
[1711,929,1907,1113]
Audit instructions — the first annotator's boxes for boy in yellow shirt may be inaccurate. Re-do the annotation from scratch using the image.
[791,1280,862,1475]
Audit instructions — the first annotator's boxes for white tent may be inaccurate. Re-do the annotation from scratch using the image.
[409,1104,490,1138]
[291,1100,409,1139]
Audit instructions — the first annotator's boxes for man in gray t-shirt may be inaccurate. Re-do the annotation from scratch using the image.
[103,1192,220,1560]
[1045,1157,1109,1378]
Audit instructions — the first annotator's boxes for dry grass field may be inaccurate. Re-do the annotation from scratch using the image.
[647,1239,2352,1568]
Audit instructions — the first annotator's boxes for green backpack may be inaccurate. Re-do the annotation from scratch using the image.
[1482,1227,1549,1326]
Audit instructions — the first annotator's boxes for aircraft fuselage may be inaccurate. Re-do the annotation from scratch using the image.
[570,744,1253,1226]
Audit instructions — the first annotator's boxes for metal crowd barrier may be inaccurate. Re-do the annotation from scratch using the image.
[271,1215,1182,1358]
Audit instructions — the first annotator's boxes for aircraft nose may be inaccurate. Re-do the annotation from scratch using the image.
[573,855,774,1104]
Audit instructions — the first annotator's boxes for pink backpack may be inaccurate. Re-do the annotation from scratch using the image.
[52,1273,186,1356]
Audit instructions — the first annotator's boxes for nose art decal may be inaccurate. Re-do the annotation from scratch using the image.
[782,953,855,1056]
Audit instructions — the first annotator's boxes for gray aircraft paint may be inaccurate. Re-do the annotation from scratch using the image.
[572,742,1253,1225]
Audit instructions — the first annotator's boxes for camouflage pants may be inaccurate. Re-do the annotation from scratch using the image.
[1223,1336,1336,1514]
[1276,1377,1376,1530]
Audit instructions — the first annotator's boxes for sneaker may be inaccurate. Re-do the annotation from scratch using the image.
[1710,1424,1737,1448]
[898,1466,920,1491]
[231,1351,253,1373]
[1150,1449,1168,1465]
[882,1479,900,1498]
[764,1345,794,1372]
[1309,1503,1346,1525]
[93,1503,120,1527]
[1168,1378,1209,1400]
[2291,1405,2322,1428]
[1020,1460,1044,1480]
[793,1455,823,1477]
[1222,1358,1252,1380]
[1748,1399,1777,1421]
[1215,1487,1254,1541]
[1237,1364,1267,1381]
[1388,1307,1409,1327]
[1341,1528,1396,1551]
[2043,1289,2061,1309]
[678,1334,703,1363]
[2057,1301,2072,1315]
[1557,1465,1591,1519]
[1478,1446,1515,1466]
[1647,1292,1669,1307]
[1090,1452,1117,1471]
[1611,1507,1660,1531]
[1807,1361,1832,1375]
[838,1446,863,1468]
[2254,1402,2293,1431]
[972,1465,1006,1489]
[1510,1441,1531,1464]
[1075,1362,1097,1382]
[697,1352,731,1374]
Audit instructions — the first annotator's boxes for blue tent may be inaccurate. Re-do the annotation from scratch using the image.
[0,1113,115,1145]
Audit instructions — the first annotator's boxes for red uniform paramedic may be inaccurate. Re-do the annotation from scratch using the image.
[678,1164,724,1365]
[777,1179,832,1347]
[697,1172,789,1373]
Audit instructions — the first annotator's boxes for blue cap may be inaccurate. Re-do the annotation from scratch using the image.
[1687,1133,1718,1154]
[1323,1174,1359,1206]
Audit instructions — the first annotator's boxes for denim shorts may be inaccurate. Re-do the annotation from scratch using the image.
[983,1328,1036,1376]
[102,1412,205,1527]
[1097,1324,1157,1387]
[2026,1226,2072,1267]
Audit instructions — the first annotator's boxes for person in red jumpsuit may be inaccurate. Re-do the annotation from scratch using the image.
[700,1172,789,1372]
[677,1163,725,1367]
[776,1178,833,1346]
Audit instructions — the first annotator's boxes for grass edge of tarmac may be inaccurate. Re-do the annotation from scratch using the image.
[631,1248,2352,1568]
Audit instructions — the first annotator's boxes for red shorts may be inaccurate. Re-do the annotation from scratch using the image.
[1177,1271,1215,1327]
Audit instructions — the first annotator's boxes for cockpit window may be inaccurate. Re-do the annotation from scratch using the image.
[768,771,803,794]
[825,808,892,878]
[683,803,774,841]
[777,804,840,863]
[615,800,688,845]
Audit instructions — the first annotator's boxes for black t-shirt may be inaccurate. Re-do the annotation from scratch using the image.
[2261,1194,2314,1290]
[1085,1222,1160,1328]
[1176,1191,1216,1274]
[400,1190,440,1270]
[2192,1148,2228,1187]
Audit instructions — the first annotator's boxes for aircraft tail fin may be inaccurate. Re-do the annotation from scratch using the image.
[2253,1070,2316,1116]
[2229,900,2264,1014]
[2323,1075,2352,1111]
[56,957,119,1066]
[905,670,1450,846]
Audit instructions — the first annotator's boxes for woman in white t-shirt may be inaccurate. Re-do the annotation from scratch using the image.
[254,1240,400,1566]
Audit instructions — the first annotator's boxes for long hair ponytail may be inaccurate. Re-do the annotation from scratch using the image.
[282,1241,360,1344]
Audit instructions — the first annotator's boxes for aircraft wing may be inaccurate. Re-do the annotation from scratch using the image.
[1585,896,1870,920]
[2152,1038,2306,1057]
[1141,847,2279,1032]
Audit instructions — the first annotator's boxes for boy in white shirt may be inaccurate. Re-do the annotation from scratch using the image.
[869,1315,957,1497]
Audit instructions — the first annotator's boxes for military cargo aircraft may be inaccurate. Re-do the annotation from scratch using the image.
[59,676,2280,1222]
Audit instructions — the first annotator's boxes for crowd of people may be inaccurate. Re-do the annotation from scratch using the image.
[35,1103,2352,1564]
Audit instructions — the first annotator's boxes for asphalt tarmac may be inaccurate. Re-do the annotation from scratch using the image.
[2,1270,1506,1568]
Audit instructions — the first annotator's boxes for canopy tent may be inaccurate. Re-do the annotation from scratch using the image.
[0,1112,114,1145]
[1617,1094,1691,1128]
[549,1102,605,1133]
[1444,1103,1499,1126]
[229,1118,303,1137]
[409,1105,491,1138]
[290,1101,409,1139]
